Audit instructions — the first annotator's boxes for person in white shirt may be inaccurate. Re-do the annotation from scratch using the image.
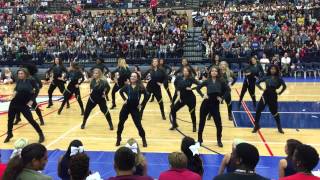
[281,52,291,76]
[260,53,270,72]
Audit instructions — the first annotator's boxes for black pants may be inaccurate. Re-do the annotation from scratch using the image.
[59,85,84,113]
[239,78,256,107]
[224,91,232,116]
[117,104,146,139]
[7,102,43,135]
[171,94,196,127]
[111,83,122,106]
[150,82,172,102]
[82,97,113,127]
[16,99,44,123]
[48,79,69,106]
[198,97,222,142]
[141,85,165,117]
[255,91,281,127]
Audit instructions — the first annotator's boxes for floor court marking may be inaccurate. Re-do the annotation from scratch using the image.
[235,89,274,156]
[233,111,320,114]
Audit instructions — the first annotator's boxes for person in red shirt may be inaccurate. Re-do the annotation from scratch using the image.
[159,152,201,180]
[280,144,320,180]
[0,152,7,180]
[150,0,158,16]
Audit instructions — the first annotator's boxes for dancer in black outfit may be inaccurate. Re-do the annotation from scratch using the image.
[150,58,173,102]
[46,57,69,108]
[174,58,197,77]
[15,63,45,125]
[116,72,149,147]
[170,66,200,132]
[4,68,45,143]
[81,68,113,130]
[197,66,228,147]
[219,61,237,121]
[111,58,131,109]
[57,63,84,115]
[252,65,286,134]
[90,58,111,101]
[141,58,167,120]
[238,57,264,109]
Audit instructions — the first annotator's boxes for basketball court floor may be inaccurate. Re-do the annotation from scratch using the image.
[1,79,320,179]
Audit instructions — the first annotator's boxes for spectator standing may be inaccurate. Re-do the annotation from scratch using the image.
[281,53,291,76]
[260,54,270,72]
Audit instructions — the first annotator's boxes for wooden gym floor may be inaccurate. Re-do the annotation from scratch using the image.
[0,81,319,157]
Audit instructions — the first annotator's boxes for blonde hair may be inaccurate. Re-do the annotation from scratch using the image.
[219,61,233,80]
[168,152,188,169]
[126,138,145,165]
[117,58,128,68]
[92,68,107,85]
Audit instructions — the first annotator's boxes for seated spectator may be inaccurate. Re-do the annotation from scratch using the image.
[58,140,84,180]
[260,54,270,72]
[281,53,291,76]
[214,143,268,180]
[0,68,14,84]
[159,152,201,180]
[218,139,245,175]
[181,136,203,176]
[279,139,303,178]
[107,147,152,180]
[0,151,6,180]
[125,138,147,176]
[280,144,320,180]
[68,153,90,180]
[3,143,52,180]
[10,138,29,159]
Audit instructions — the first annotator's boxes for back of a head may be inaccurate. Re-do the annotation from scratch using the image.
[294,144,319,172]
[181,136,196,159]
[69,153,90,180]
[168,152,188,169]
[235,143,259,170]
[286,139,302,158]
[65,140,83,158]
[114,147,135,171]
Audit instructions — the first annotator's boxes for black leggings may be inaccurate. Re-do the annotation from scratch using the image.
[255,91,281,126]
[198,97,222,142]
[224,91,232,116]
[141,86,165,117]
[59,86,84,113]
[170,94,196,128]
[111,83,122,106]
[7,102,43,135]
[82,97,113,128]
[117,104,146,139]
[16,99,44,123]
[151,80,172,101]
[239,78,256,107]
[48,79,69,106]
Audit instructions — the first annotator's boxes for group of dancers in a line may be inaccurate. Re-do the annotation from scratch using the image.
[3,56,287,148]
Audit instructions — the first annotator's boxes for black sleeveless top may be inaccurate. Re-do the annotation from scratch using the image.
[284,158,297,177]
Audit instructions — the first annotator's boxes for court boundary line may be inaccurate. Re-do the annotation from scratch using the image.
[235,89,274,156]
[233,111,320,114]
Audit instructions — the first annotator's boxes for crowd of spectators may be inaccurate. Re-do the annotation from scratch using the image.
[0,8,188,64]
[0,137,319,180]
[195,1,320,64]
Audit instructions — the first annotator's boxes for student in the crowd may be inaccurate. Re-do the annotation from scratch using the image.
[280,144,320,180]
[58,140,84,180]
[0,151,6,180]
[159,152,201,180]
[279,139,303,178]
[218,139,246,175]
[107,147,153,180]
[180,136,203,176]
[214,143,269,180]
[68,153,90,180]
[3,143,52,180]
[0,67,14,84]
[126,138,148,176]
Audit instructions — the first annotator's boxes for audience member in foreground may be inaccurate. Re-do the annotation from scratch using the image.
[280,144,320,180]
[3,143,52,180]
[159,152,201,180]
[214,143,269,180]
[58,140,84,180]
[218,139,245,175]
[181,136,204,176]
[279,139,302,178]
[0,151,6,180]
[68,153,90,180]
[108,147,153,180]
[126,138,148,176]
